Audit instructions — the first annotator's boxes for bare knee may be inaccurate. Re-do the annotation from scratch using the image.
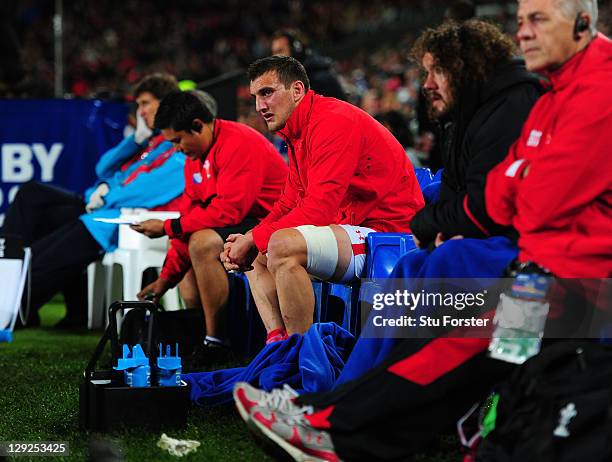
[266,228,307,274]
[188,229,224,262]
[177,269,202,309]
[179,292,202,310]
[253,252,268,269]
[246,253,271,287]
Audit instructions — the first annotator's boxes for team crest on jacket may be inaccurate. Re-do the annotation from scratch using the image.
[193,172,202,184]
[526,129,543,147]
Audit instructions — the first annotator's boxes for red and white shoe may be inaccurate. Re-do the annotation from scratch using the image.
[233,382,300,423]
[249,406,341,462]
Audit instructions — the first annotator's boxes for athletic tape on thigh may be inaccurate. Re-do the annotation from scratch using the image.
[295,225,338,280]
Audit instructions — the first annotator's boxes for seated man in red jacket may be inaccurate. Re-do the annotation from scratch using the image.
[132,90,288,364]
[486,0,611,279]
[222,56,424,341]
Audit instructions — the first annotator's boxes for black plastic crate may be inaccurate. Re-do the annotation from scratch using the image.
[79,301,191,432]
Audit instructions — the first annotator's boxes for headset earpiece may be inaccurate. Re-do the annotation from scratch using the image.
[282,31,305,62]
[291,37,303,55]
[573,13,589,40]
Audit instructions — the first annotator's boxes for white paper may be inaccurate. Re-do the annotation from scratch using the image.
[93,217,139,225]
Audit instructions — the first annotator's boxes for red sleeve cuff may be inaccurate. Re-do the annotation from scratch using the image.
[164,218,183,239]
[252,223,272,254]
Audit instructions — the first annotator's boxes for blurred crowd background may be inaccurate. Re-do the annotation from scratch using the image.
[2,0,611,168]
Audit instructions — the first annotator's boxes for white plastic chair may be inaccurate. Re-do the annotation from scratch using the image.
[86,211,182,329]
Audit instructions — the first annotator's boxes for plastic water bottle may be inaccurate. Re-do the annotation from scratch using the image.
[114,344,151,387]
[156,343,182,387]
[488,264,552,364]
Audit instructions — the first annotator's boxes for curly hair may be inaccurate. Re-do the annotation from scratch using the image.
[411,20,517,97]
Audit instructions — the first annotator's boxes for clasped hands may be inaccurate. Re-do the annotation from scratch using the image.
[220,232,259,272]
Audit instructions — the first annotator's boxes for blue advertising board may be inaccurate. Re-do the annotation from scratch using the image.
[0,99,128,223]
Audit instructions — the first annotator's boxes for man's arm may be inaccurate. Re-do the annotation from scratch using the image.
[102,152,186,209]
[411,85,539,245]
[251,117,359,253]
[256,153,301,226]
[163,143,267,240]
[512,91,612,234]
[485,142,525,226]
[159,238,192,287]
[94,134,142,179]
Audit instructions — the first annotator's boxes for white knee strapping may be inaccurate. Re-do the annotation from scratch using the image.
[295,225,338,280]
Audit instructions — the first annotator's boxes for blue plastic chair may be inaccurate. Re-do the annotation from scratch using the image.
[325,281,361,334]
[414,167,434,191]
[422,168,443,204]
[360,232,416,302]
[364,232,416,279]
[312,280,327,323]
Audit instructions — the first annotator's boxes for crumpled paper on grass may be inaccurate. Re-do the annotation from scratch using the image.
[157,433,200,457]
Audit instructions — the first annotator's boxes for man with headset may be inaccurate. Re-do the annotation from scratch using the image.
[487,0,612,279]
[132,90,288,367]
[271,29,346,100]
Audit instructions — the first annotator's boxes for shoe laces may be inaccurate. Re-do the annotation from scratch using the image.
[263,384,313,417]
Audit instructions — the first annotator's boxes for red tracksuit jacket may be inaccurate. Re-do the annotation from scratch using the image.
[486,34,612,278]
[161,119,288,284]
[251,90,425,252]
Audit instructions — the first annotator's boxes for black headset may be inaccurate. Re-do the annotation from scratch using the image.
[573,13,590,40]
[285,32,303,55]
[278,31,306,62]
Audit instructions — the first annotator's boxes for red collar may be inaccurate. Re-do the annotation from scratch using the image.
[545,34,610,91]
[279,90,316,141]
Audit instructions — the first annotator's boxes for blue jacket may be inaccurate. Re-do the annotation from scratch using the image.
[80,134,185,251]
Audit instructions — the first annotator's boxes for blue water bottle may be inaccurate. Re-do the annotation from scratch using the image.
[114,344,151,387]
[156,343,182,387]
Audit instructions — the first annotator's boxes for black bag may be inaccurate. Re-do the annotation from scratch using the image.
[477,341,612,462]
[119,305,205,359]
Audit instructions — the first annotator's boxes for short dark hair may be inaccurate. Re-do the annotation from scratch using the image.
[247,56,310,92]
[154,90,215,132]
[132,73,179,100]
